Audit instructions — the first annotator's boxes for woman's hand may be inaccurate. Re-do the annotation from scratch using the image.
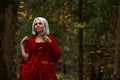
[20,36,28,45]
[44,36,52,43]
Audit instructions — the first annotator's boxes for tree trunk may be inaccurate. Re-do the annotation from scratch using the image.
[78,0,83,80]
[0,1,17,80]
[113,1,120,80]
[90,63,97,80]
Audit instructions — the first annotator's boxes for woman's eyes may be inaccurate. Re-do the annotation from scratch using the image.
[34,22,42,26]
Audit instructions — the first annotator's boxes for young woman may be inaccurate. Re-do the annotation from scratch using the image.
[19,17,61,80]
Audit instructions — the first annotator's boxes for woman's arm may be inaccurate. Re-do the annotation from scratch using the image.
[20,36,29,60]
[45,35,61,57]
[44,35,61,64]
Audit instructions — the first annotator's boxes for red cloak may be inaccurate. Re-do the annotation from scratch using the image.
[18,35,61,80]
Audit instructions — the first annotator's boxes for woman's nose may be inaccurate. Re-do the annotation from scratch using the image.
[36,23,40,26]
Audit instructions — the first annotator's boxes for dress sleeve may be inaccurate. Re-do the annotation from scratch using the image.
[24,40,31,53]
[48,35,61,62]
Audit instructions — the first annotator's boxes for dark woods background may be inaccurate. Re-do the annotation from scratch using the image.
[0,0,120,80]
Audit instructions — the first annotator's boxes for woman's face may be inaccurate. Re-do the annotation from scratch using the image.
[34,19,44,34]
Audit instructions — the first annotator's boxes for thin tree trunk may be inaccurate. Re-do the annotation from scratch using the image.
[78,0,83,80]
[113,1,120,80]
[90,63,97,80]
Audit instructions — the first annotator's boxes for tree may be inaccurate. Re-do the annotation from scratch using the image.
[113,1,120,80]
[0,0,18,80]
[78,0,83,80]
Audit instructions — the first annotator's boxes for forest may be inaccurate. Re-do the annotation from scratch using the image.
[0,0,120,80]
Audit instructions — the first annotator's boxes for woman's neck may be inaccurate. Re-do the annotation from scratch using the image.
[37,34,42,37]
[36,31,44,36]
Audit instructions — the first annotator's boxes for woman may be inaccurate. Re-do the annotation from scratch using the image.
[19,17,61,80]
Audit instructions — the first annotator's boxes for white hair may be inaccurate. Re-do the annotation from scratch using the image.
[32,17,50,35]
